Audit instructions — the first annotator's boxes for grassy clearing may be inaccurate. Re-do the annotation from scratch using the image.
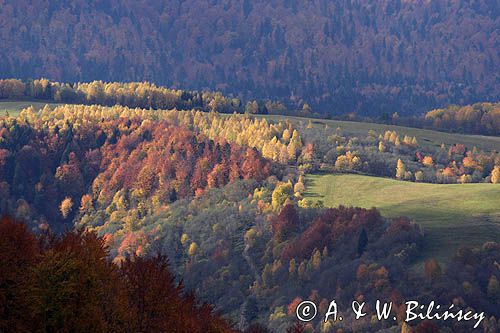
[0,100,62,117]
[259,114,500,152]
[304,173,500,262]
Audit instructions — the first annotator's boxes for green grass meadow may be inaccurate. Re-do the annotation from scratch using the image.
[304,173,500,263]
[261,114,500,152]
[0,100,62,117]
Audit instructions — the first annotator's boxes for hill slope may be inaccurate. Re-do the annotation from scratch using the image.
[260,114,500,151]
[0,100,62,117]
[0,0,498,116]
[304,173,500,262]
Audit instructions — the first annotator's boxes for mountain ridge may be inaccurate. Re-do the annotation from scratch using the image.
[0,0,498,116]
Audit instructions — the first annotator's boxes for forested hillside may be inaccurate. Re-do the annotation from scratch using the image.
[0,0,498,116]
[1,1,499,331]
[0,105,275,231]
[1,102,498,233]
[1,103,499,331]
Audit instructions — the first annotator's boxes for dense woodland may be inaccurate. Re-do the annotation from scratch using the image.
[424,103,500,136]
[1,1,499,331]
[0,105,276,231]
[0,215,235,333]
[0,0,498,116]
[0,102,499,332]
[0,78,246,113]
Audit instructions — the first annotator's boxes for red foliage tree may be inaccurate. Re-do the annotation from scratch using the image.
[271,204,300,241]
[282,206,383,260]
[0,215,235,333]
[0,216,39,332]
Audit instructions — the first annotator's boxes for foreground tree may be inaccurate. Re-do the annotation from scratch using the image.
[0,216,39,332]
[0,216,235,333]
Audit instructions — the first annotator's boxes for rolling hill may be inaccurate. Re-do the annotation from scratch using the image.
[260,114,500,152]
[304,173,500,262]
[5,100,498,151]
[3,99,499,264]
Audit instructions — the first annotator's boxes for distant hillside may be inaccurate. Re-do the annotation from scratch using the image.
[0,0,498,116]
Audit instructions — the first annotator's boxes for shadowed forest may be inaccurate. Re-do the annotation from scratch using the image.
[0,0,498,116]
[0,1,499,332]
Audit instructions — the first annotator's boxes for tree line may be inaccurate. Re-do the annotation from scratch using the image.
[0,78,306,115]
[3,78,499,136]
[424,103,500,136]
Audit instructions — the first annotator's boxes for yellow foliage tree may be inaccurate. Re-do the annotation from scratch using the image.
[401,322,411,333]
[335,151,361,171]
[60,197,73,219]
[422,156,434,167]
[188,242,198,256]
[311,249,321,270]
[79,194,93,213]
[491,166,500,184]
[181,233,189,245]
[294,181,305,193]
[287,129,302,159]
[459,174,472,184]
[271,182,293,210]
[396,159,406,179]
[378,141,386,152]
[282,128,291,142]
[389,131,398,144]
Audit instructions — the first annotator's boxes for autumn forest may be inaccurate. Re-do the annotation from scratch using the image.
[0,1,499,333]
